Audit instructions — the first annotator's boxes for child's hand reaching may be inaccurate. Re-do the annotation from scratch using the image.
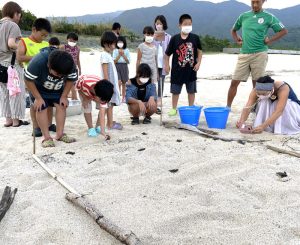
[101,132,110,141]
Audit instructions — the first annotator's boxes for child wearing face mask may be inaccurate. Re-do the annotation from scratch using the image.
[61,32,81,100]
[97,31,122,136]
[153,15,172,114]
[165,14,203,117]
[126,63,157,125]
[112,36,131,103]
[136,26,158,86]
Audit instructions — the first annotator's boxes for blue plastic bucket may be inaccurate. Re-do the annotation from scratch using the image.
[204,107,230,129]
[178,106,202,126]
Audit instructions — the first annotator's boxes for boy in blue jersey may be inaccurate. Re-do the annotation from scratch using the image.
[24,48,78,147]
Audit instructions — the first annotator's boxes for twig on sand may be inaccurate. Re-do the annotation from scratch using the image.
[32,154,142,244]
[267,145,300,158]
[66,193,142,245]
[163,121,270,145]
[0,186,17,222]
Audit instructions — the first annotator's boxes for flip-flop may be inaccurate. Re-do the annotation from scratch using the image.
[57,133,76,143]
[42,138,55,148]
[111,122,123,130]
[12,120,30,127]
[4,122,13,127]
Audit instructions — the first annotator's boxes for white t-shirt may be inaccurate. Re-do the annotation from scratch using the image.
[100,51,120,106]
[157,44,164,69]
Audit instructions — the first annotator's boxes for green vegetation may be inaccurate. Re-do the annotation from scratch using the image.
[0,9,36,31]
[200,35,233,52]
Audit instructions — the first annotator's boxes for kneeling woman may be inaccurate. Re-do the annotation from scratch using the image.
[238,76,300,135]
[126,63,157,125]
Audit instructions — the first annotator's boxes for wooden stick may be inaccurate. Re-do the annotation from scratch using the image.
[159,77,163,126]
[32,154,81,196]
[267,145,300,158]
[163,122,270,144]
[0,186,18,222]
[33,124,36,155]
[66,193,142,245]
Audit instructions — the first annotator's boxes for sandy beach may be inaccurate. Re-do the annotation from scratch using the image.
[0,51,300,245]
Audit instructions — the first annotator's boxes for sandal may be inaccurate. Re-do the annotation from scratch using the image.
[156,108,162,115]
[12,120,30,127]
[111,122,123,130]
[4,122,13,127]
[57,133,76,143]
[48,124,57,132]
[143,116,151,124]
[32,127,42,137]
[131,117,139,125]
[42,138,55,148]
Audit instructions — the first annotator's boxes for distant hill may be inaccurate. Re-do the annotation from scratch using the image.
[114,0,300,38]
[51,0,300,49]
[50,11,123,24]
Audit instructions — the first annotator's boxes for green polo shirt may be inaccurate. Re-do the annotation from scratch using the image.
[233,10,285,54]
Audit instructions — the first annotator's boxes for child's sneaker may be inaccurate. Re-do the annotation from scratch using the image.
[168,108,177,116]
[95,126,101,134]
[88,128,98,137]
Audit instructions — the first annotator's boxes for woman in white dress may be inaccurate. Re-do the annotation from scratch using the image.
[237,76,300,135]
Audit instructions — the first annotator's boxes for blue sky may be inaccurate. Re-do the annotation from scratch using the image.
[1,0,299,17]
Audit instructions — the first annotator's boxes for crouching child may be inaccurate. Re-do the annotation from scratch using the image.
[24,48,78,147]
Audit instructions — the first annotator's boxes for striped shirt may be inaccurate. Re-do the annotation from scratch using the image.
[76,74,100,100]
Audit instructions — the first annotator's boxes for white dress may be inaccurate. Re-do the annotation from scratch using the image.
[254,99,300,135]
[99,51,121,106]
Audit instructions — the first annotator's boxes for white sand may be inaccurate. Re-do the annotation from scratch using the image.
[0,52,300,245]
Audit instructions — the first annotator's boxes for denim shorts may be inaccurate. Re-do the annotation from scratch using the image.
[170,81,197,95]
[30,94,60,111]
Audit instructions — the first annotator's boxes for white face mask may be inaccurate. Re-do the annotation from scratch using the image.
[181,25,192,34]
[257,92,272,100]
[139,77,149,84]
[68,41,77,47]
[117,42,124,48]
[156,24,163,31]
[145,36,154,43]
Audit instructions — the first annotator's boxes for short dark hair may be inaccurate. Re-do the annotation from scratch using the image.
[116,36,127,49]
[94,79,114,103]
[32,18,52,33]
[179,14,192,24]
[154,15,168,31]
[1,1,22,18]
[137,63,152,78]
[67,32,78,41]
[48,37,60,46]
[257,76,275,84]
[48,50,74,75]
[143,26,154,35]
[100,31,118,48]
[112,22,121,30]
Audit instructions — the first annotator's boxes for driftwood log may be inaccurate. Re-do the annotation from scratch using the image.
[267,145,300,158]
[0,186,17,222]
[66,193,142,245]
[33,154,142,244]
[163,122,269,144]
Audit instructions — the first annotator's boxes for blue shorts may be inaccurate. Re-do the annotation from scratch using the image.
[30,94,60,111]
[170,81,197,95]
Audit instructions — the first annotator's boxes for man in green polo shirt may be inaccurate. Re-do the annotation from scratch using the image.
[227,0,288,108]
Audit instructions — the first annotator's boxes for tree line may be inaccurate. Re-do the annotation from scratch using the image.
[0,9,248,52]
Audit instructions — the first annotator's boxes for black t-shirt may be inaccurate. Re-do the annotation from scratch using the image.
[131,78,151,102]
[165,33,202,84]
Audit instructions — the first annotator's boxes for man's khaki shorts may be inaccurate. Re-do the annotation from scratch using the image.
[232,51,268,82]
